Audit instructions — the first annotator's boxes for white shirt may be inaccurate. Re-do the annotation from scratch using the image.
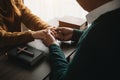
[86,0,120,26]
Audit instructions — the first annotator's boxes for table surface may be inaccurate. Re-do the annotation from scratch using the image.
[0,42,76,80]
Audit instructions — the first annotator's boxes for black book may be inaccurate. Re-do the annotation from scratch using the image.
[7,45,47,66]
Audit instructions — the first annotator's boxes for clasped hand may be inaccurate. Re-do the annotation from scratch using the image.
[32,27,73,47]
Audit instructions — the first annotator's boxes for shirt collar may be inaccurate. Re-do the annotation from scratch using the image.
[86,0,120,24]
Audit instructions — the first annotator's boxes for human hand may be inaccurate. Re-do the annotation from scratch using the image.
[31,29,48,40]
[54,27,73,41]
[41,29,59,47]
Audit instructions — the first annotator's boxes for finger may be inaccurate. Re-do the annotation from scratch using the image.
[43,29,48,33]
[51,31,56,37]
[51,29,57,35]
[50,27,56,31]
[47,29,51,34]
[48,29,57,37]
[51,28,57,33]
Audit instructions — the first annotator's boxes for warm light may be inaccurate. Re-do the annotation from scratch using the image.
[24,0,88,21]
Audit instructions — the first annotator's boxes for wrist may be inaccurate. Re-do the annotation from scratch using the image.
[30,30,37,39]
[48,41,60,47]
[52,41,60,46]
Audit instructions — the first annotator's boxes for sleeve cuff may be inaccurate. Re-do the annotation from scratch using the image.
[49,44,60,50]
[71,29,83,42]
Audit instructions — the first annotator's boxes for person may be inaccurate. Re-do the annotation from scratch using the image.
[0,0,52,55]
[41,0,120,80]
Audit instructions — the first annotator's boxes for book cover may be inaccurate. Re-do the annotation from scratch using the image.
[59,16,86,30]
[7,45,47,66]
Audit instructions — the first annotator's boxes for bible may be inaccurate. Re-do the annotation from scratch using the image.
[7,44,47,66]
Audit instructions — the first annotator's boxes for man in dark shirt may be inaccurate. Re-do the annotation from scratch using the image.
[41,0,120,80]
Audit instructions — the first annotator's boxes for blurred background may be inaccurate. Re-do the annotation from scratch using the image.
[24,0,88,22]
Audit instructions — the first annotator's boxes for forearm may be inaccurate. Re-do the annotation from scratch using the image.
[0,30,34,48]
[49,44,68,80]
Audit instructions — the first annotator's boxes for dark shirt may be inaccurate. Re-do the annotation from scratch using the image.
[49,8,120,80]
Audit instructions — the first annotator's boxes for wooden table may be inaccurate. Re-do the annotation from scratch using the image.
[0,42,76,80]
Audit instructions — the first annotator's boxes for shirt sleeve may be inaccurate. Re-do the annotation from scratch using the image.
[49,44,68,80]
[71,29,83,42]
[17,0,51,31]
[0,27,34,48]
[49,29,83,80]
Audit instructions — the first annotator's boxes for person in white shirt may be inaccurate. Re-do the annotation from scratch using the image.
[41,0,120,80]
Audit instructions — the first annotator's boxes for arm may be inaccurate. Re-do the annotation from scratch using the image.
[39,29,68,80]
[40,29,83,80]
[16,0,51,31]
[0,26,34,48]
[49,44,68,80]
[48,29,83,80]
